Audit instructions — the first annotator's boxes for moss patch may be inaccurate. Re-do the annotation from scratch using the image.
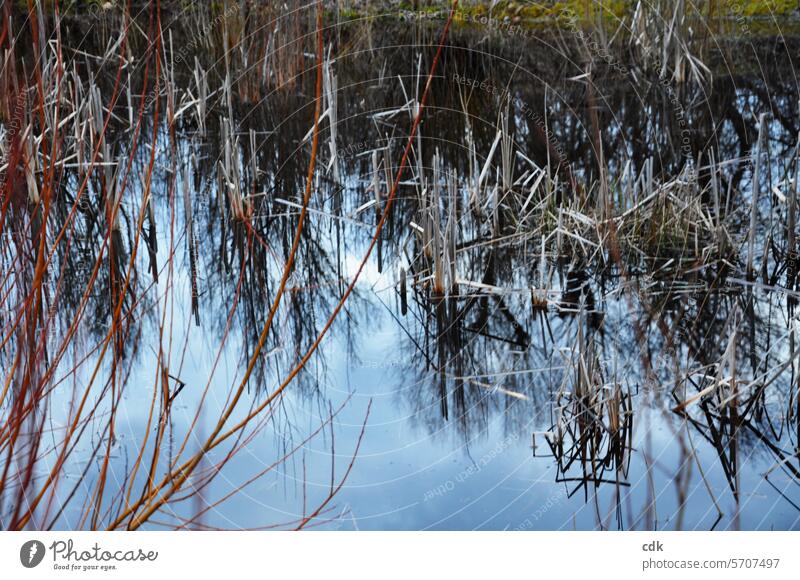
[396,0,798,26]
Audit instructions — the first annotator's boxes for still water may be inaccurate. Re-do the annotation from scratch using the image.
[4,8,800,530]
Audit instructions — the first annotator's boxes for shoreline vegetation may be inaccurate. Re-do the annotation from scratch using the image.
[57,1,800,29]
[1,0,799,531]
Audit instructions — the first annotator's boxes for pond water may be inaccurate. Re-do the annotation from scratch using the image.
[2,6,800,530]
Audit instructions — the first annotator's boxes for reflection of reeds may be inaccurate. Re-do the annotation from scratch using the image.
[544,309,633,500]
[3,0,799,531]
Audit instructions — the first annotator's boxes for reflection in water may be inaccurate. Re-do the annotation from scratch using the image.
[1,4,799,530]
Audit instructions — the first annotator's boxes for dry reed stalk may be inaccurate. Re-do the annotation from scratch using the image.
[748,113,767,279]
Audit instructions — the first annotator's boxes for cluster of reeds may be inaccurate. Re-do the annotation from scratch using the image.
[540,307,633,499]
[1,0,798,531]
[382,4,800,523]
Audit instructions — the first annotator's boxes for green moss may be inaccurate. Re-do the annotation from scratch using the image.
[338,7,362,21]
[397,0,797,23]
[741,0,797,16]
[454,1,630,23]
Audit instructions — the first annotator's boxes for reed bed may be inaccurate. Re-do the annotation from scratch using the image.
[1,0,798,530]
